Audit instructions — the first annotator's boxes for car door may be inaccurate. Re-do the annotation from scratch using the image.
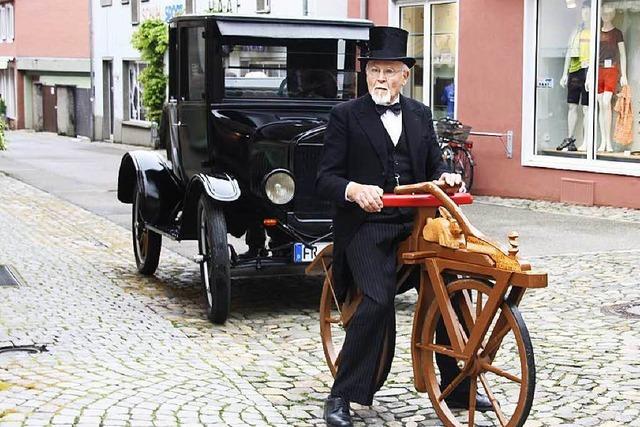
[177,23,209,180]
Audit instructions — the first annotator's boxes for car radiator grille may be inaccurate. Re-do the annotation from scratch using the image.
[293,143,333,219]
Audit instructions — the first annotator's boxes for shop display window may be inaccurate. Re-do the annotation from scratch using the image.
[399,1,458,119]
[534,0,640,164]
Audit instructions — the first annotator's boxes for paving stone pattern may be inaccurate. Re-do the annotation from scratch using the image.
[0,173,639,426]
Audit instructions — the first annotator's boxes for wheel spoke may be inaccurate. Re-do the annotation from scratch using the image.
[479,373,508,426]
[439,369,469,402]
[468,374,477,427]
[480,361,521,384]
[475,290,482,321]
[482,321,511,358]
[416,343,464,360]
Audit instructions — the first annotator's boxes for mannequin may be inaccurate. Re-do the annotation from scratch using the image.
[559,3,591,152]
[597,4,628,152]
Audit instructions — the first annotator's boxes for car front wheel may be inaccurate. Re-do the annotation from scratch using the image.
[197,195,231,324]
[132,186,162,275]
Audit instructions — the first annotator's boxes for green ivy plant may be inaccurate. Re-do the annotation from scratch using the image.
[0,120,7,151]
[131,19,169,124]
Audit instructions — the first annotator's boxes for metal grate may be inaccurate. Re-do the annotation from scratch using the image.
[293,142,333,219]
[0,265,23,287]
[601,301,640,319]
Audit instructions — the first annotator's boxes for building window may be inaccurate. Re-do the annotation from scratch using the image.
[399,1,458,119]
[0,65,16,119]
[526,0,640,173]
[101,0,113,6]
[131,0,140,25]
[185,0,194,13]
[5,4,13,42]
[125,61,146,121]
[256,0,270,14]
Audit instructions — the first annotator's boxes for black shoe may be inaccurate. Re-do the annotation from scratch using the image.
[445,391,493,412]
[556,137,576,151]
[323,395,352,427]
[238,247,267,260]
[567,141,577,151]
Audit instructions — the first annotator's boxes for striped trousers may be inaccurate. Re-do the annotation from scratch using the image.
[330,221,463,405]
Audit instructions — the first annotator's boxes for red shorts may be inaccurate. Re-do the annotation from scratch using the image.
[598,67,619,93]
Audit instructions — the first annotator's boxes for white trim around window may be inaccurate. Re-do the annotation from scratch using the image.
[521,0,640,177]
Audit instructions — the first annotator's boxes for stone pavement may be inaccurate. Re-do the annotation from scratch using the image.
[0,172,639,426]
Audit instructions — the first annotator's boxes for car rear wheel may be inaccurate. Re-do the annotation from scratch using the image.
[197,195,231,324]
[132,186,162,275]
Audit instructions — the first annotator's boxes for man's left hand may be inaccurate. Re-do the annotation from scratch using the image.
[438,172,466,193]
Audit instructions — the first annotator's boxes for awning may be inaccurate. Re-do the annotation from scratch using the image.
[0,56,13,70]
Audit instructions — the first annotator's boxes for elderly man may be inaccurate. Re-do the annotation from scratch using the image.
[316,26,489,426]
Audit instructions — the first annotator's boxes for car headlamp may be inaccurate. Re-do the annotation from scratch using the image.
[264,169,295,205]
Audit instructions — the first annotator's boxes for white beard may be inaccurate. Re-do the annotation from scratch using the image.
[370,89,392,105]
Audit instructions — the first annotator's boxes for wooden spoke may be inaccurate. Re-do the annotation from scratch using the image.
[483,321,511,357]
[480,361,521,384]
[475,290,483,320]
[479,373,508,426]
[468,375,477,427]
[439,370,468,402]
[416,343,464,360]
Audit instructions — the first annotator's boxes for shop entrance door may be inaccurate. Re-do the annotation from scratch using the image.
[42,85,57,133]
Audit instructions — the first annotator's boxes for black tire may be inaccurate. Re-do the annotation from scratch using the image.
[453,146,474,192]
[197,196,231,324]
[132,186,162,275]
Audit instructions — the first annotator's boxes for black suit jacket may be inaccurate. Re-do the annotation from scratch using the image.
[316,93,447,301]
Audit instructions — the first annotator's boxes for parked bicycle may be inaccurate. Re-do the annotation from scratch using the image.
[437,118,475,192]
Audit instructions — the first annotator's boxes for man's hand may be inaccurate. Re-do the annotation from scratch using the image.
[347,182,384,212]
[438,172,466,193]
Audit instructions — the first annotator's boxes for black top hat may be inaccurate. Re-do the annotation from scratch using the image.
[359,26,416,69]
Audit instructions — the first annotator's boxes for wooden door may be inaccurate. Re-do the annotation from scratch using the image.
[42,85,57,133]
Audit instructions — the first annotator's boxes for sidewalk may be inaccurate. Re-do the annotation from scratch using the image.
[1,148,640,425]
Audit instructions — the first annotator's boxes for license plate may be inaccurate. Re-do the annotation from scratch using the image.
[293,242,329,263]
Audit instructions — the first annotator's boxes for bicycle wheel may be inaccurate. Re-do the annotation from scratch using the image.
[453,147,474,192]
[319,266,362,377]
[319,270,343,377]
[416,278,535,427]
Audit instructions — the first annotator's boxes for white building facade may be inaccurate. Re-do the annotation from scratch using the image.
[91,0,348,145]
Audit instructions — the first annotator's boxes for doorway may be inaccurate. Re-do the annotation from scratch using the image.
[102,60,114,140]
[42,85,57,133]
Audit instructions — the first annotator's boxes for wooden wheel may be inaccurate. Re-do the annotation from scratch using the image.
[319,269,345,377]
[417,278,535,427]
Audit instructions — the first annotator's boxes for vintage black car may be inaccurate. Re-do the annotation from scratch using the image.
[117,14,372,323]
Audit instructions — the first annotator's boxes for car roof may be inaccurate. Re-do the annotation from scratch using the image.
[170,13,372,40]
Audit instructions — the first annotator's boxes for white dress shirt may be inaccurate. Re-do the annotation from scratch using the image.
[345,101,402,201]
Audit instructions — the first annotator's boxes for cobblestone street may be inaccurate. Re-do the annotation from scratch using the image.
[1,172,639,426]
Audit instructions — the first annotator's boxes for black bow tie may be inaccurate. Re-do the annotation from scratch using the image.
[375,102,402,116]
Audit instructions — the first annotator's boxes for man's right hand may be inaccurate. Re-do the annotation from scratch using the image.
[346,182,384,213]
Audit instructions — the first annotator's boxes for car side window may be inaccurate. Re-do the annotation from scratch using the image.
[183,26,206,101]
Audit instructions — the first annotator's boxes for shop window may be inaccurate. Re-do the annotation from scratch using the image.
[533,0,640,165]
[399,1,458,119]
[124,61,146,121]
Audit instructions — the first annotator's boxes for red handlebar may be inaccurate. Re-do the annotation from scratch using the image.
[381,193,473,207]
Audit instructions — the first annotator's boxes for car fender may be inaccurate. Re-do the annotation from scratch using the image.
[181,174,241,238]
[117,151,183,225]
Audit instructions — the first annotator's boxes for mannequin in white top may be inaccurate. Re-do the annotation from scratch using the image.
[559,4,591,151]
[597,5,627,152]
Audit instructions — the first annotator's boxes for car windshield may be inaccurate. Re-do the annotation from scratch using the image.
[221,38,359,100]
